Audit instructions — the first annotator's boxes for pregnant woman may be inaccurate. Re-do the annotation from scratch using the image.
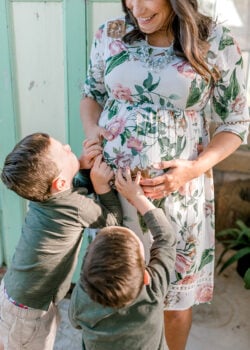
[79,1,250,349]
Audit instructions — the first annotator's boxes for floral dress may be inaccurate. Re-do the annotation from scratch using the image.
[83,17,249,310]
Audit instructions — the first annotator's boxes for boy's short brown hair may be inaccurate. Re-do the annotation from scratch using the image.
[1,133,60,202]
[82,226,145,309]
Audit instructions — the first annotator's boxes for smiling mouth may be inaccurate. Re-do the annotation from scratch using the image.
[137,15,155,25]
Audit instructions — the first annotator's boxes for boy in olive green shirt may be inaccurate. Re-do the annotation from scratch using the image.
[0,132,122,350]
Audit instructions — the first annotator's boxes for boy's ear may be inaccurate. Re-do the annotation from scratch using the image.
[144,270,150,285]
[51,176,66,192]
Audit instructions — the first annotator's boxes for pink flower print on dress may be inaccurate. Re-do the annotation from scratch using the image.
[231,93,246,114]
[178,181,196,196]
[185,110,198,122]
[173,61,196,79]
[106,116,126,140]
[109,40,126,56]
[196,141,204,155]
[204,202,214,218]
[233,38,242,56]
[112,84,133,102]
[175,253,193,274]
[114,151,133,170]
[95,27,104,41]
[195,283,213,303]
[127,136,143,152]
[178,274,197,285]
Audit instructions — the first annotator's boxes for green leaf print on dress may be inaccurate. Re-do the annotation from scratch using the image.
[213,68,240,119]
[198,248,214,271]
[186,79,208,108]
[218,27,235,50]
[105,51,129,75]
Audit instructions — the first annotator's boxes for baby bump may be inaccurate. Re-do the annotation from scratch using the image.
[100,105,201,174]
[102,129,165,178]
[100,108,167,176]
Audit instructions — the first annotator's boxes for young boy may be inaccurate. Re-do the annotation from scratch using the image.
[69,167,176,350]
[0,132,122,350]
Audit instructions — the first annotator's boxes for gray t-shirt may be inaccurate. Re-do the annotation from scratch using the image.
[69,208,176,350]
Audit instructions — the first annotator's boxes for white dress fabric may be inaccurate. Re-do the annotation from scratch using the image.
[83,17,249,310]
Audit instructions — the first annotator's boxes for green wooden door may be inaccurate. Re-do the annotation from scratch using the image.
[0,0,121,279]
[0,0,25,267]
[0,0,87,267]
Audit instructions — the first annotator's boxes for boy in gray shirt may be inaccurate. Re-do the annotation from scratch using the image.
[0,132,122,350]
[69,168,176,350]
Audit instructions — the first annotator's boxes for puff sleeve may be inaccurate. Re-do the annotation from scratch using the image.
[209,25,250,143]
[82,23,108,107]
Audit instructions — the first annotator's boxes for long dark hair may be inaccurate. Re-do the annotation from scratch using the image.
[121,0,218,82]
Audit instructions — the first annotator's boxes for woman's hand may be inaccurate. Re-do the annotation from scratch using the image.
[140,159,197,199]
[140,132,243,199]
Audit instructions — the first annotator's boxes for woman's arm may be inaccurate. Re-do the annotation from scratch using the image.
[191,131,242,177]
[140,132,242,199]
[80,97,103,138]
[80,97,113,140]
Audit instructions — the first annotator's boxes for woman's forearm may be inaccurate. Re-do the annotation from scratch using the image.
[140,131,243,199]
[193,132,242,178]
[80,97,103,138]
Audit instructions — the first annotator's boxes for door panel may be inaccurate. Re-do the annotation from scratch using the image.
[12,1,66,142]
[0,0,84,266]
[0,0,25,266]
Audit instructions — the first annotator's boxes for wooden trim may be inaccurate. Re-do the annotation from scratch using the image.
[10,0,62,3]
[0,0,26,266]
[88,0,120,3]
[64,0,87,155]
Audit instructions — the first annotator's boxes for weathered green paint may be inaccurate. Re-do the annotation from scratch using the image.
[64,0,87,157]
[88,0,119,3]
[0,209,3,265]
[0,0,87,267]
[11,0,62,2]
[65,0,120,157]
[0,0,121,275]
[0,0,25,266]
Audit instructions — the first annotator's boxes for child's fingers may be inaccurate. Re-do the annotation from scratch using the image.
[89,145,103,152]
[106,169,114,182]
[82,139,88,147]
[94,162,114,182]
[85,145,103,157]
[115,169,125,187]
[93,154,102,168]
[83,138,101,148]
[136,171,141,184]
[124,167,132,181]
[87,149,102,160]
[99,162,111,173]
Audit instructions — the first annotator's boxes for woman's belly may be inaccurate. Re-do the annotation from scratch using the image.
[100,103,204,176]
